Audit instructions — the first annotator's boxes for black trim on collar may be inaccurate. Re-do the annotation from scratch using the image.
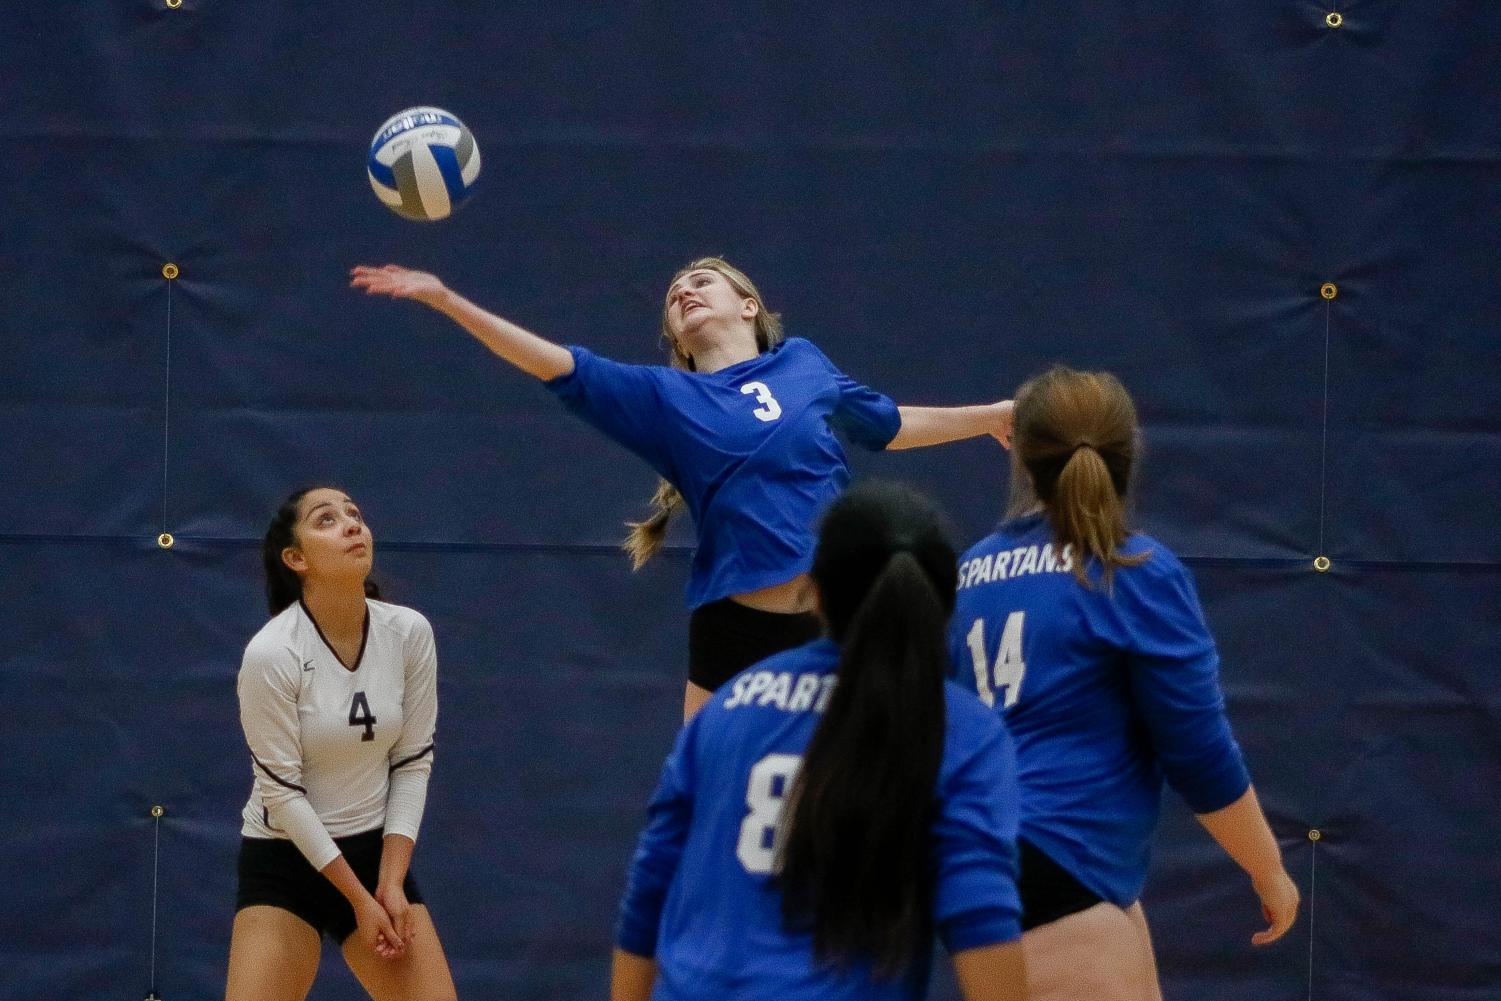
[298,597,370,673]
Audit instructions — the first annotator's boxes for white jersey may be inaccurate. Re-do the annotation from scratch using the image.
[238,598,437,871]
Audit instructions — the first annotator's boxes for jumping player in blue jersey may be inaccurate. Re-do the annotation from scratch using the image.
[352,259,1013,719]
[612,482,1026,1001]
[948,367,1299,1001]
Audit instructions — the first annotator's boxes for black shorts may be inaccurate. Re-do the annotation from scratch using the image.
[1017,837,1105,931]
[236,829,424,943]
[687,597,823,692]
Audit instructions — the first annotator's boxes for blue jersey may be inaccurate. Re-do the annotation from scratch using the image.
[617,638,1023,1001]
[545,338,901,609]
[947,514,1250,908]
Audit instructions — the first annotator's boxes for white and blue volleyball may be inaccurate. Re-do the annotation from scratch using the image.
[367,107,481,221]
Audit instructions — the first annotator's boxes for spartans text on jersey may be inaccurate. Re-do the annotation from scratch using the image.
[723,670,837,713]
[957,542,1074,590]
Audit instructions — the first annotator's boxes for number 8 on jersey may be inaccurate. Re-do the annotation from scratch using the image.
[737,753,801,873]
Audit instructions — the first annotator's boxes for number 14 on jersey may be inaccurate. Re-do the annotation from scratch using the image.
[965,612,1026,710]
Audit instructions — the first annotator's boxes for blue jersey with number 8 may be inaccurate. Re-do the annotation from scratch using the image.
[948,513,1251,908]
[616,638,1022,1000]
[546,338,900,609]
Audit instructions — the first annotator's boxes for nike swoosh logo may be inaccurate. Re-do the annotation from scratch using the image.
[302,660,315,672]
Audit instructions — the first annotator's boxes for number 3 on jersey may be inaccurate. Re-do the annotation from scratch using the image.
[740,381,782,422]
[965,612,1027,710]
[737,753,801,873]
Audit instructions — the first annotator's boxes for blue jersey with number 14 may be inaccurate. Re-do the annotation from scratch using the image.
[545,338,901,609]
[948,514,1251,908]
[616,638,1023,1001]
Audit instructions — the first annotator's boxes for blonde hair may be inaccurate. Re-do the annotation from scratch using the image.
[624,258,784,569]
[1009,366,1148,589]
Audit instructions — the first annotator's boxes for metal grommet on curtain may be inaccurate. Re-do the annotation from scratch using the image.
[157,532,175,550]
[165,0,183,8]
[1313,556,1331,573]
[1308,828,1323,841]
[162,262,180,280]
[150,805,165,818]
[1325,12,1343,28]
[1320,282,1337,300]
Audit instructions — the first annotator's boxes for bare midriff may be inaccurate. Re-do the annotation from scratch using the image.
[730,572,816,615]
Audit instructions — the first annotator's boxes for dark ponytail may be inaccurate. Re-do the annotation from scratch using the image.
[777,483,957,978]
[263,489,312,615]
[261,487,381,616]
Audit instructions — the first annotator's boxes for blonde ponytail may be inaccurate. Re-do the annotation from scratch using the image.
[624,479,686,570]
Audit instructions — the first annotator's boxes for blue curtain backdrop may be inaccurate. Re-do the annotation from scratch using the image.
[1,3,1497,999]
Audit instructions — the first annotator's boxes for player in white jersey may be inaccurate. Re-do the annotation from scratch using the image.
[226,487,457,1001]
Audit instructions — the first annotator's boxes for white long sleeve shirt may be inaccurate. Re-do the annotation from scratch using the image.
[238,598,437,871]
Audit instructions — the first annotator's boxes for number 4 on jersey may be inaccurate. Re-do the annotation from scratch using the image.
[965,612,1026,709]
[348,691,377,741]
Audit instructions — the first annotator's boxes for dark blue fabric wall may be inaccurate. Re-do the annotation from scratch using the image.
[2,3,1497,998]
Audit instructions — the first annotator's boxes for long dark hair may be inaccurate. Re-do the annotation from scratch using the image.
[1009,366,1148,589]
[776,482,958,978]
[261,487,380,615]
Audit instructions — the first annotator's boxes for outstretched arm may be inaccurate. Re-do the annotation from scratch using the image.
[351,264,575,381]
[1196,785,1300,945]
[887,401,1014,451]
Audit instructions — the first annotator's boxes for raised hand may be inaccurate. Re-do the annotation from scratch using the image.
[350,264,448,306]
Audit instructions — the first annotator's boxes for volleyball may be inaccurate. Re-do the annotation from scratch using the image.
[367,107,481,222]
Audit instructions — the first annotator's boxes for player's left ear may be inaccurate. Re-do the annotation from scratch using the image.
[741,298,759,321]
